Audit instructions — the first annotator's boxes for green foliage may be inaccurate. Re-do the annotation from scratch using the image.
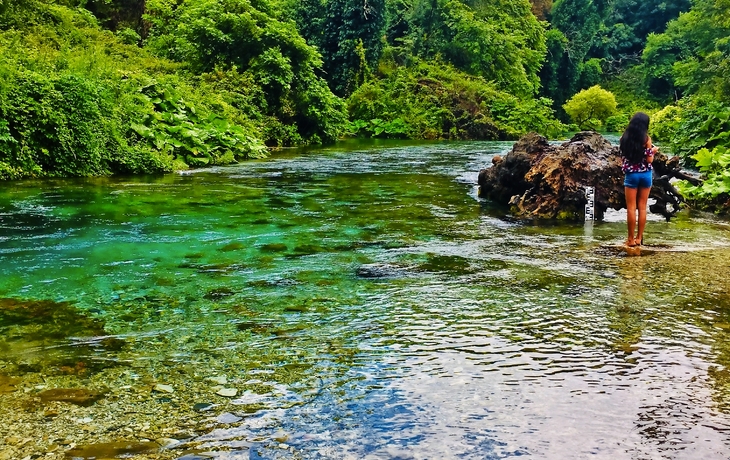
[537,29,577,118]
[578,58,603,89]
[0,0,274,180]
[78,0,147,32]
[146,0,347,144]
[649,104,682,143]
[642,0,730,103]
[0,69,116,179]
[348,118,411,138]
[408,0,546,98]
[654,96,730,212]
[604,113,628,133]
[544,0,692,109]
[655,98,730,163]
[319,0,387,96]
[289,0,388,96]
[642,12,697,102]
[550,0,601,62]
[678,146,730,211]
[129,81,267,167]
[562,85,617,130]
[592,0,691,62]
[116,27,141,44]
[347,57,565,140]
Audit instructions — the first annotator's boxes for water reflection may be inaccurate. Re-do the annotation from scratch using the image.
[0,141,729,459]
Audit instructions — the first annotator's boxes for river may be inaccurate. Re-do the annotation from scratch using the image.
[1,139,729,459]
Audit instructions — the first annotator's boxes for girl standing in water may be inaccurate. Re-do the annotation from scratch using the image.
[620,112,658,247]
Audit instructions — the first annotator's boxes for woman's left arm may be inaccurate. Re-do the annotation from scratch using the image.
[644,136,657,163]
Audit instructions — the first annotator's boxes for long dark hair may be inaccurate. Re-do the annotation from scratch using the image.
[620,112,650,164]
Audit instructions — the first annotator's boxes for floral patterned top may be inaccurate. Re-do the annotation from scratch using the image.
[622,148,654,174]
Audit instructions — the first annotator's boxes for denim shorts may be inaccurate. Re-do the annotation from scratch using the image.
[624,170,653,189]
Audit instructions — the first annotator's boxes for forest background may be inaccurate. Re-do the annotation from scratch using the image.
[0,0,729,212]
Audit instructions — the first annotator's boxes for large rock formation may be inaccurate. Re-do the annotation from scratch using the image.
[477,131,700,221]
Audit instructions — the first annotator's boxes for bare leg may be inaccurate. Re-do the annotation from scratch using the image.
[636,186,651,245]
[625,186,637,246]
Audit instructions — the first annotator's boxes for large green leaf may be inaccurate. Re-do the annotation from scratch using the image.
[692,148,715,169]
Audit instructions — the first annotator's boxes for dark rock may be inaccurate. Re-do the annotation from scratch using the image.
[356,263,411,279]
[235,321,272,333]
[65,441,158,458]
[0,375,20,394]
[38,388,105,406]
[220,242,245,252]
[259,243,288,253]
[478,131,696,221]
[0,298,106,339]
[203,287,236,300]
[193,402,216,412]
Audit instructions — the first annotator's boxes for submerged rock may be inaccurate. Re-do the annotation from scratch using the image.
[153,384,175,394]
[0,298,106,338]
[193,402,217,412]
[0,375,20,394]
[216,412,242,424]
[216,388,238,397]
[65,441,159,459]
[477,131,699,221]
[37,388,105,406]
[356,263,411,279]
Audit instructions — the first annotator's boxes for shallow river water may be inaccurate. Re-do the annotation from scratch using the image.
[1,140,730,459]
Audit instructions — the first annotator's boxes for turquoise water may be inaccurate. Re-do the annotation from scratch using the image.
[1,140,730,459]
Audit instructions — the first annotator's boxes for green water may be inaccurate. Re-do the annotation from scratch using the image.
[1,140,730,459]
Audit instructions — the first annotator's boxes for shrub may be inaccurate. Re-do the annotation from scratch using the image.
[605,113,629,133]
[347,57,565,140]
[563,85,618,130]
[0,0,275,179]
[677,146,730,213]
[650,104,682,143]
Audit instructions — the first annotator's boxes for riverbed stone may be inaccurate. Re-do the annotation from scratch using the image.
[38,388,104,406]
[216,412,242,424]
[156,437,181,448]
[0,375,20,394]
[153,384,175,394]
[65,441,159,458]
[356,263,411,279]
[216,388,238,397]
[206,375,227,385]
[193,402,217,412]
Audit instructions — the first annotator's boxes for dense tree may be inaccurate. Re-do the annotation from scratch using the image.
[145,0,346,143]
[347,57,564,140]
[644,0,730,102]
[541,0,602,114]
[538,29,577,116]
[287,0,387,96]
[409,0,546,97]
[82,0,147,33]
[529,0,552,20]
[590,0,691,73]
[319,0,387,96]
[549,0,601,62]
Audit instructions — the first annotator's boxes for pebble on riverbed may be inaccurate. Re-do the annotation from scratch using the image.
[153,384,175,394]
[206,375,227,385]
[216,388,238,397]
